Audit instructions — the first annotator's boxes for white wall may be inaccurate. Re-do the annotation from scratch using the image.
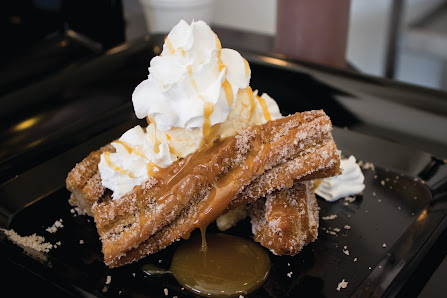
[123,0,446,90]
[214,0,277,35]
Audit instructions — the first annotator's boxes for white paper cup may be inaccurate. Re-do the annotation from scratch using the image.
[139,0,216,33]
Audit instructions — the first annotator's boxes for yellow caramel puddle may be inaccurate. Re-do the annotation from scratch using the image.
[142,233,270,297]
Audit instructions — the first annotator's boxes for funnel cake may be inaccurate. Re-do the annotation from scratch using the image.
[249,181,319,256]
[66,110,341,267]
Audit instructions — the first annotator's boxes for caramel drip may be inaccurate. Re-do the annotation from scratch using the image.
[187,66,198,91]
[202,102,214,141]
[103,151,135,178]
[154,134,161,154]
[256,95,272,122]
[243,58,250,77]
[164,37,175,54]
[247,86,257,121]
[200,224,208,252]
[146,116,151,125]
[222,79,233,107]
[114,140,132,154]
[146,162,158,177]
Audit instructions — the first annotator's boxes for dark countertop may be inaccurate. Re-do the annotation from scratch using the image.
[1,27,447,297]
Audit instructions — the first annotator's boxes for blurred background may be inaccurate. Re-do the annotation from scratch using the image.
[2,0,447,94]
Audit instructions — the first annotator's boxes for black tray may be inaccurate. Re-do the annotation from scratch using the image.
[1,40,447,297]
[1,122,447,297]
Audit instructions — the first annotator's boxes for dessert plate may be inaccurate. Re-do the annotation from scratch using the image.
[1,122,446,297]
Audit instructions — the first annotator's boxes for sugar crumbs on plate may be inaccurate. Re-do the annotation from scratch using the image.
[336,279,349,291]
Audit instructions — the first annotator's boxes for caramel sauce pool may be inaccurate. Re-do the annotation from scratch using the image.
[143,234,270,297]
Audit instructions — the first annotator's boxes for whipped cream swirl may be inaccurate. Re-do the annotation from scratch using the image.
[98,125,177,199]
[98,20,282,200]
[132,20,250,131]
[315,155,365,202]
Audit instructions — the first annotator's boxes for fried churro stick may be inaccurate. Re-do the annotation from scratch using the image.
[249,181,319,256]
[66,110,340,267]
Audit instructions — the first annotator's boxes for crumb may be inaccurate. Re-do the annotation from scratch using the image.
[398,206,401,210]
[372,192,376,196]
[322,214,337,220]
[347,214,351,218]
[181,288,184,291]
[334,228,341,232]
[369,267,372,270]
[344,202,350,207]
[344,225,351,230]
[287,263,290,266]
[379,265,382,269]
[164,288,168,296]
[345,196,356,203]
[378,199,382,202]
[1,228,54,253]
[158,259,162,263]
[354,258,358,262]
[343,250,350,256]
[46,219,64,233]
[106,275,112,284]
[381,180,385,186]
[132,273,136,277]
[336,279,348,291]
[287,271,293,278]
[79,240,84,244]
[383,243,387,248]
[374,174,378,179]
[102,286,108,293]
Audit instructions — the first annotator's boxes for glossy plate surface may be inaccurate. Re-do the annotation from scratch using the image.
[1,40,447,297]
[1,124,446,297]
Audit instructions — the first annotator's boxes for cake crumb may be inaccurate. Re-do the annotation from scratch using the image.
[322,214,337,220]
[164,288,168,296]
[1,228,54,253]
[79,240,84,244]
[381,180,385,186]
[336,279,348,291]
[383,243,387,248]
[287,271,293,278]
[344,196,356,203]
[354,258,358,262]
[344,225,351,230]
[46,219,64,233]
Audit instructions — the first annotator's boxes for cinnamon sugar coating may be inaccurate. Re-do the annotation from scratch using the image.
[66,110,341,267]
[249,181,319,256]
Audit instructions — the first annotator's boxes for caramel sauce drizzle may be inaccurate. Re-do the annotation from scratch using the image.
[164,37,175,54]
[243,58,250,77]
[247,86,257,121]
[103,151,135,178]
[256,94,272,122]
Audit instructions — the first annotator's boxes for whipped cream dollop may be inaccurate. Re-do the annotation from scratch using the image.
[132,20,250,131]
[98,125,177,199]
[98,20,283,200]
[315,155,365,202]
